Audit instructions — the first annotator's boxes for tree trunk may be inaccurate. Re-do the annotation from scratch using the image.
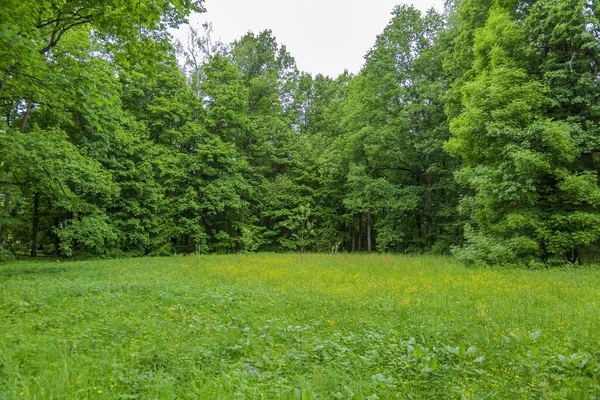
[55,221,61,256]
[31,192,39,257]
[566,247,581,264]
[539,240,549,263]
[367,208,372,254]
[0,193,8,247]
[20,102,31,133]
[426,216,433,240]
[357,217,362,252]
[425,174,433,244]
[351,230,356,252]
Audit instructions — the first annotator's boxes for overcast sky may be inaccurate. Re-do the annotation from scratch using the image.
[172,0,445,78]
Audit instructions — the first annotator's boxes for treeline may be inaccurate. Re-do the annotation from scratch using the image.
[1,0,599,266]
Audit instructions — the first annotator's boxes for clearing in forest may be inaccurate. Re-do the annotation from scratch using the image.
[1,254,599,398]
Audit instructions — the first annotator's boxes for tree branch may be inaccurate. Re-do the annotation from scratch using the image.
[39,18,92,55]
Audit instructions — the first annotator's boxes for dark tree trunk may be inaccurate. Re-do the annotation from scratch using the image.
[30,192,39,257]
[425,174,433,244]
[367,208,372,254]
[0,193,8,247]
[539,240,549,263]
[55,223,61,256]
[351,230,356,252]
[566,247,581,264]
[427,216,433,240]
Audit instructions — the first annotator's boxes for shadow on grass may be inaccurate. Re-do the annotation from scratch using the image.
[0,266,69,278]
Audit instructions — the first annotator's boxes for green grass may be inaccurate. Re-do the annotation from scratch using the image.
[1,254,599,399]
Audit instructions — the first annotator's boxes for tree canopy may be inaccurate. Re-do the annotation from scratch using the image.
[1,0,599,266]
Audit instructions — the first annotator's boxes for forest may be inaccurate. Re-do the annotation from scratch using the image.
[1,0,599,266]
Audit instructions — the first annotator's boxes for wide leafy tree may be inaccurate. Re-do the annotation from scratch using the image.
[447,3,600,265]
[0,0,203,257]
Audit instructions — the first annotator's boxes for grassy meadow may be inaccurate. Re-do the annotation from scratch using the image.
[1,254,599,399]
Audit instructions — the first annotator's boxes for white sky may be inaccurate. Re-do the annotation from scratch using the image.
[173,0,445,78]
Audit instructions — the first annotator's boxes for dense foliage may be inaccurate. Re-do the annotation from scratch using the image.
[1,0,599,265]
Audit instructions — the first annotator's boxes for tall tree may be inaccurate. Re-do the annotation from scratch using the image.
[447,4,600,265]
[338,6,459,253]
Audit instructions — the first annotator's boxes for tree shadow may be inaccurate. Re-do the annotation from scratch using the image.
[0,266,68,277]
